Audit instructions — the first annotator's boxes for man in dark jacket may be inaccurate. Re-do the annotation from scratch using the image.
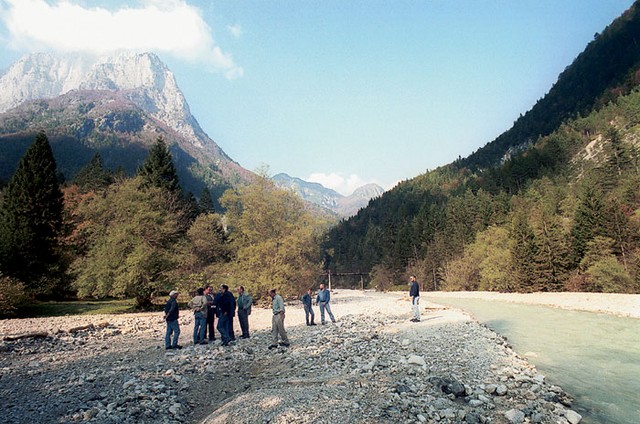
[216,285,234,346]
[164,290,182,349]
[409,275,420,322]
[301,288,316,326]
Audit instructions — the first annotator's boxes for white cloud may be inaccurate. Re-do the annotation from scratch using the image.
[0,0,243,79]
[307,172,371,196]
[227,23,242,38]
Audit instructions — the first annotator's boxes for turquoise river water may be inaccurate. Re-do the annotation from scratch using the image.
[430,297,640,424]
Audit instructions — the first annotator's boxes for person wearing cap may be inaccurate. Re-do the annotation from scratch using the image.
[164,290,182,350]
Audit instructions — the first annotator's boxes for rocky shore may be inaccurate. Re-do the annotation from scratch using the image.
[0,290,584,423]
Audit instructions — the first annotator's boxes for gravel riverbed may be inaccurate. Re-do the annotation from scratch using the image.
[1,290,587,424]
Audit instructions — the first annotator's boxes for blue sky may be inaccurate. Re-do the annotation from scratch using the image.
[0,0,634,195]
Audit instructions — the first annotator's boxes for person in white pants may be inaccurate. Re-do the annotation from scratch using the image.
[409,275,420,322]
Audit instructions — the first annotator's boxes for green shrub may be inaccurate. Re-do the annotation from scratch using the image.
[0,274,27,317]
[586,256,633,293]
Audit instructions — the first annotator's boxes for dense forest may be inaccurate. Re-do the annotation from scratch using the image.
[323,3,640,293]
[0,135,326,315]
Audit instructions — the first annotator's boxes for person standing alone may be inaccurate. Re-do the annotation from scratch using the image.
[409,275,420,322]
[315,283,336,324]
[268,289,290,349]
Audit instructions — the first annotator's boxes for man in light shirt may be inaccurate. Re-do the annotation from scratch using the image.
[315,283,336,324]
[268,289,290,349]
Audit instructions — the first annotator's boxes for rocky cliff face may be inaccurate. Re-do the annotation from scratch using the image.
[0,52,253,193]
[0,53,90,112]
[0,52,204,144]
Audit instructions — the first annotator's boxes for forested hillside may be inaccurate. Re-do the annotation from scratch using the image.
[324,2,640,293]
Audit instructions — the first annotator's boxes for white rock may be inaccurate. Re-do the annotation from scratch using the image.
[477,394,492,403]
[417,414,426,422]
[407,355,426,367]
[496,384,508,396]
[123,379,136,389]
[169,403,181,415]
[566,410,582,424]
[504,409,525,423]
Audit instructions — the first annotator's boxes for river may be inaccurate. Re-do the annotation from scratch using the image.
[429,297,640,424]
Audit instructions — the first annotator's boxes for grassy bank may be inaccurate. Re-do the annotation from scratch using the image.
[15,299,139,318]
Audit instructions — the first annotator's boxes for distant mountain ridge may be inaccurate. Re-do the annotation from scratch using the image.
[0,52,253,196]
[272,173,384,217]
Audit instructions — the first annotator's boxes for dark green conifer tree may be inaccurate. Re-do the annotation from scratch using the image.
[0,131,64,293]
[199,188,215,213]
[137,137,180,193]
[570,184,607,263]
[181,191,200,224]
[509,210,538,291]
[72,152,113,192]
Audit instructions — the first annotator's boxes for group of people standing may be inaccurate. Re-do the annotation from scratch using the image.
[165,277,421,351]
[163,284,253,350]
[163,283,339,351]
[300,283,336,326]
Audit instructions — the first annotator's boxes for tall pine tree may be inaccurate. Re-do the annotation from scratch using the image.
[0,131,64,294]
[72,152,114,192]
[137,137,180,193]
[199,188,215,213]
[570,184,607,263]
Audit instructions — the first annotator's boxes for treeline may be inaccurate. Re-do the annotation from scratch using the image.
[325,88,640,294]
[0,134,325,316]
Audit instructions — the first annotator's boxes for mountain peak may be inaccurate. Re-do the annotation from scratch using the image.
[0,51,203,144]
[272,173,385,217]
[352,183,385,199]
[0,52,254,193]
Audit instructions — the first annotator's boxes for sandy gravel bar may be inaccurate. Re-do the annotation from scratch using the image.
[0,290,596,423]
[427,291,640,318]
